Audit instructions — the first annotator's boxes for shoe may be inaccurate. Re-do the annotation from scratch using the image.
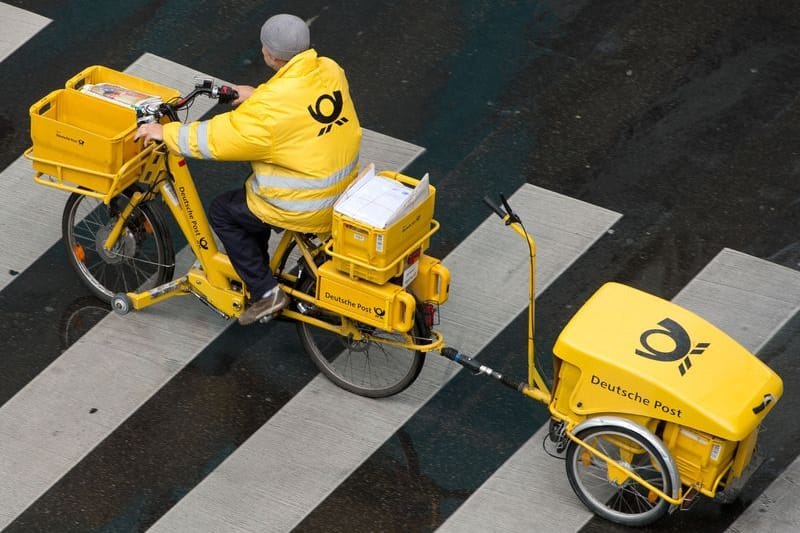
[238,288,289,325]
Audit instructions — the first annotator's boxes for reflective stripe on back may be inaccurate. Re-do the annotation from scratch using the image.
[253,154,358,191]
[249,180,340,212]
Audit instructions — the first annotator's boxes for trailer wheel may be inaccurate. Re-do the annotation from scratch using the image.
[565,424,673,527]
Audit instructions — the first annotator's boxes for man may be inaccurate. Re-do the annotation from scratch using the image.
[135,13,362,325]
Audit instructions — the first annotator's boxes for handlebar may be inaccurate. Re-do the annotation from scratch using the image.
[136,79,238,125]
[483,193,521,225]
[483,195,507,219]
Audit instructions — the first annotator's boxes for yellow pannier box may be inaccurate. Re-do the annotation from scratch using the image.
[316,261,416,332]
[328,170,438,285]
[25,66,179,203]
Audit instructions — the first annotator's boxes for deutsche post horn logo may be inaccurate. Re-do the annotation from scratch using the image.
[635,318,710,376]
[308,90,349,136]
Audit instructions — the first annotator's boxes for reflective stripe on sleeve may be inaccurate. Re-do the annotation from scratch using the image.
[178,124,192,157]
[196,121,212,159]
[253,154,358,190]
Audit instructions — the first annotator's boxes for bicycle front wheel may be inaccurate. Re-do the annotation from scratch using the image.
[62,190,175,303]
[295,276,427,398]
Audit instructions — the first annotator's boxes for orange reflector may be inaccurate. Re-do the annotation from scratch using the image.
[647,490,659,504]
[580,450,592,467]
[144,219,154,235]
[74,244,86,263]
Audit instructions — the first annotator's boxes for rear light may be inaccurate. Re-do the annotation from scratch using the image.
[422,302,438,328]
[407,248,421,265]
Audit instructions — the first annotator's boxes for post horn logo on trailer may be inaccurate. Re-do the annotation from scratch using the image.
[308,90,350,136]
[635,318,710,376]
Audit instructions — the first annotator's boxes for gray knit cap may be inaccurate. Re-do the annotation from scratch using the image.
[260,14,310,61]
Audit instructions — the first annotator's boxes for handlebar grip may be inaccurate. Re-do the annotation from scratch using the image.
[500,193,514,216]
[483,195,507,219]
[216,85,239,104]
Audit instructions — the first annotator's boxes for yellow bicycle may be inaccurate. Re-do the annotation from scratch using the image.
[25,66,449,398]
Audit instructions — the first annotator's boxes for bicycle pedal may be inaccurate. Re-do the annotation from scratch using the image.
[257,311,282,325]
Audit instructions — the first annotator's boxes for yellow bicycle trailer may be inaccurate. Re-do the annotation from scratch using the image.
[440,194,782,527]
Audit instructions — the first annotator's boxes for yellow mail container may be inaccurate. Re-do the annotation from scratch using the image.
[26,66,180,203]
[662,423,737,491]
[408,254,450,305]
[316,261,416,332]
[330,171,438,285]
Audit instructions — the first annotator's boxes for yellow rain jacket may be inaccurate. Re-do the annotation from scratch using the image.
[162,49,362,233]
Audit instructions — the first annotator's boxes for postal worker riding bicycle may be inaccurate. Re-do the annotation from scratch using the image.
[135,13,362,325]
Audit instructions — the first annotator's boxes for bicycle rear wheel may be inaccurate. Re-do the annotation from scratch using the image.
[62,189,175,303]
[295,276,427,398]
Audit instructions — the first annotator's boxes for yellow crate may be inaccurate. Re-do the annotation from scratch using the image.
[329,171,438,284]
[25,66,180,203]
[27,89,142,202]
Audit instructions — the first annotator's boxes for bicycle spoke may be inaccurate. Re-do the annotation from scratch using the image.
[568,428,671,527]
[128,259,146,287]
[85,257,106,273]
[80,217,105,230]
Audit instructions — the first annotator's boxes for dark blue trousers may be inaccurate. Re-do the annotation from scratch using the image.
[209,187,278,299]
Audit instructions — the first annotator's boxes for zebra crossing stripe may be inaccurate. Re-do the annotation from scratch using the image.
[0,53,423,528]
[0,157,64,290]
[726,257,800,533]
[728,458,800,532]
[0,3,50,64]
[147,185,622,532]
[439,248,800,532]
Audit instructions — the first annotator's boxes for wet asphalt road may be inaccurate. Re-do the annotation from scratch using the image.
[2,0,800,531]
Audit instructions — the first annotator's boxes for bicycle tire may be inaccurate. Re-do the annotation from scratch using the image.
[295,275,427,398]
[62,189,175,303]
[565,424,673,527]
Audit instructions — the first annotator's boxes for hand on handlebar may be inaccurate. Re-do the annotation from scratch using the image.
[133,82,243,144]
[134,123,163,145]
[231,85,255,106]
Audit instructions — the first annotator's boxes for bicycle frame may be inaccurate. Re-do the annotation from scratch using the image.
[103,146,243,315]
[105,145,444,352]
